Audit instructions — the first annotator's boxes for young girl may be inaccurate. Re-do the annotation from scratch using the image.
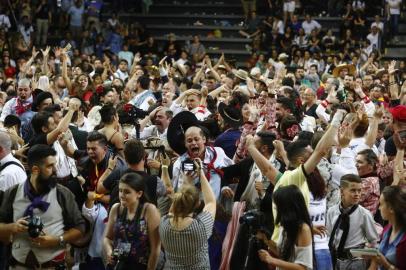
[258,185,314,270]
[103,173,161,270]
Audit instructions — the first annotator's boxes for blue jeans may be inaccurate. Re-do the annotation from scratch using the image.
[315,249,333,270]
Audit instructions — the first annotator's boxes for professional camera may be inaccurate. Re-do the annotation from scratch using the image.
[239,210,264,230]
[119,104,149,125]
[182,158,196,172]
[26,216,44,238]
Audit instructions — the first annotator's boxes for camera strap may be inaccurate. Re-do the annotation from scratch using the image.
[120,203,145,244]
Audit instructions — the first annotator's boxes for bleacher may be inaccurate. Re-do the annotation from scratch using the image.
[100,0,405,63]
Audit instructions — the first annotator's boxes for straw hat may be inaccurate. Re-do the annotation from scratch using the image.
[332,63,356,77]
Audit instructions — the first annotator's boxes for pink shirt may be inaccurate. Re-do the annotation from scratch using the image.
[360,176,380,215]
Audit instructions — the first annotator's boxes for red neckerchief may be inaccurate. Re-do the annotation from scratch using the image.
[15,97,31,116]
[187,146,224,181]
[204,146,224,181]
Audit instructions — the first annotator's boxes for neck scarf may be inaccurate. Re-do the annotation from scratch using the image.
[328,203,358,266]
[15,97,31,116]
[23,180,50,217]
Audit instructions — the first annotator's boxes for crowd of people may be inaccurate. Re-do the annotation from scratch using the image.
[0,0,405,270]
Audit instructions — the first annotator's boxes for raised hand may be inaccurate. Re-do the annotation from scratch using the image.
[53,47,63,59]
[338,125,353,148]
[158,55,168,67]
[388,60,397,75]
[41,46,51,58]
[373,103,385,119]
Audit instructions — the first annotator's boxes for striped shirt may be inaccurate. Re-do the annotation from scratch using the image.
[159,211,214,270]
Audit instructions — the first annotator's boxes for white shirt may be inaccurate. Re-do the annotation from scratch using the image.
[301,20,321,35]
[113,69,129,81]
[338,137,379,174]
[367,32,380,48]
[18,24,34,45]
[273,20,285,35]
[386,0,402,15]
[129,90,156,111]
[172,147,233,199]
[309,194,329,250]
[0,14,11,31]
[136,125,167,140]
[0,153,26,191]
[53,137,78,178]
[371,21,384,32]
[190,106,211,121]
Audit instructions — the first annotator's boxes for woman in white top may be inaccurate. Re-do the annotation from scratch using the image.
[258,185,314,270]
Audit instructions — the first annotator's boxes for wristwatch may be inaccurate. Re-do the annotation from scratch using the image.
[59,235,66,247]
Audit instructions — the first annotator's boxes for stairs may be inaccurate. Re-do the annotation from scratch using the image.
[99,0,404,64]
[383,21,406,60]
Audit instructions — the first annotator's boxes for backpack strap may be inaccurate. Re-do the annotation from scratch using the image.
[0,184,20,222]
[0,161,25,173]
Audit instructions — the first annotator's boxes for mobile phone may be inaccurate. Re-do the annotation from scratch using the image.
[64,43,72,52]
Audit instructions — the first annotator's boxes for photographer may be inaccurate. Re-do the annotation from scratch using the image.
[103,173,161,270]
[173,125,233,199]
[159,158,216,269]
[0,144,85,269]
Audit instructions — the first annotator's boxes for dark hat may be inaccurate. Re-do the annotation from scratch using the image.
[218,102,243,128]
[167,111,199,155]
[32,91,53,112]
[389,105,406,122]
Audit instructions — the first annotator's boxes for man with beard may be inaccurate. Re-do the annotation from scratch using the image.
[0,144,85,269]
[0,79,35,130]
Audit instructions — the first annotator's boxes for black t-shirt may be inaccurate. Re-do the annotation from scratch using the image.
[29,133,48,146]
[103,168,158,210]
[36,3,50,20]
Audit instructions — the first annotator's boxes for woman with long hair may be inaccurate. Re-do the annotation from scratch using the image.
[368,186,406,270]
[258,185,314,270]
[103,173,161,270]
[96,104,124,157]
[159,158,216,269]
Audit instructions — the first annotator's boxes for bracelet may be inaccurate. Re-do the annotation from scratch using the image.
[107,167,114,171]
[162,165,168,169]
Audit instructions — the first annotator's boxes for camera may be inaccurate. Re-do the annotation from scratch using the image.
[26,216,44,238]
[182,158,196,172]
[239,210,264,230]
[112,242,132,261]
[119,104,149,125]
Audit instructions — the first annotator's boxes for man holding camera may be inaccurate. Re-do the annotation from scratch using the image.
[172,125,233,199]
[0,144,85,269]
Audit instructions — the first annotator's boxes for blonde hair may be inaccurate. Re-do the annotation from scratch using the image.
[171,184,199,223]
